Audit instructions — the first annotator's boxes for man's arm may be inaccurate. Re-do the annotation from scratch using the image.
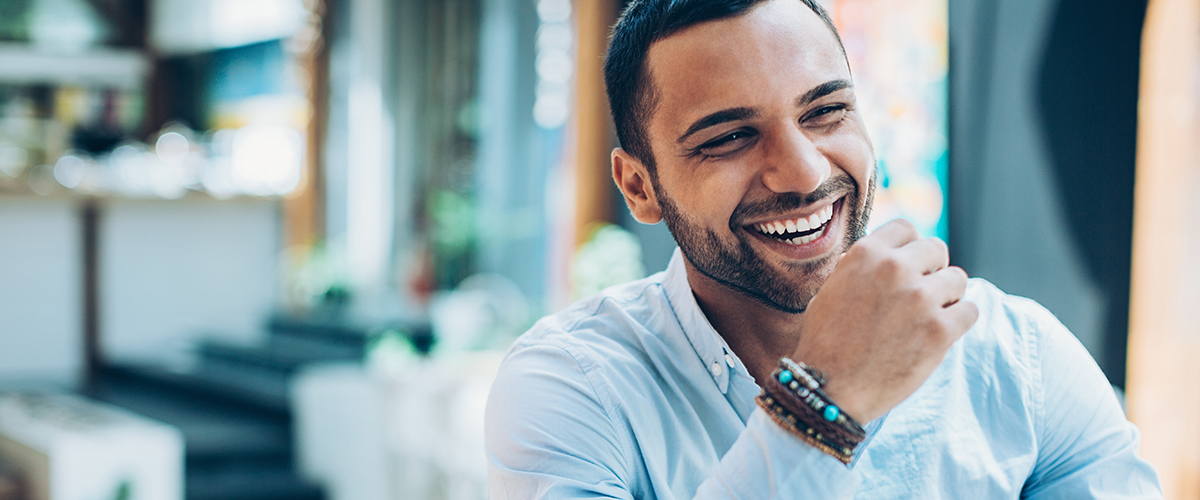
[485,341,861,499]
[1020,307,1163,499]
[486,343,633,499]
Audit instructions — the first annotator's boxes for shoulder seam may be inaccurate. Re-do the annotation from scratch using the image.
[562,281,658,333]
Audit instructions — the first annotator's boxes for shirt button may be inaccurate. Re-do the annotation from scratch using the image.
[725,353,736,367]
[710,361,723,377]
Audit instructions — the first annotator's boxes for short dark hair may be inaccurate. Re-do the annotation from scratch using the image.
[603,0,846,171]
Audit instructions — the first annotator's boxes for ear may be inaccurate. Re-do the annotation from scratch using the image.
[611,148,663,224]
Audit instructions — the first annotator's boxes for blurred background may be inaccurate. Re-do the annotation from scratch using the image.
[0,0,1197,498]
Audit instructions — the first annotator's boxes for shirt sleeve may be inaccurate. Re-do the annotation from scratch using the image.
[693,409,860,499]
[1020,313,1164,499]
[486,342,634,499]
[485,340,861,500]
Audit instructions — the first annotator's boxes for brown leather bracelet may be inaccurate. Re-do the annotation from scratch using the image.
[763,374,858,449]
[756,393,858,464]
[756,358,867,463]
[774,358,866,438]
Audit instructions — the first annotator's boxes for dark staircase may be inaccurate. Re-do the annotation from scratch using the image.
[85,315,431,500]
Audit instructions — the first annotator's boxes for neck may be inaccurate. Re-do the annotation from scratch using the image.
[683,259,806,385]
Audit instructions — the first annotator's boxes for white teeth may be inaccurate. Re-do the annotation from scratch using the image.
[784,230,820,245]
[754,202,838,239]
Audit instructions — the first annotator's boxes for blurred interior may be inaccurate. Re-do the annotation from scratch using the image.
[1,0,1197,498]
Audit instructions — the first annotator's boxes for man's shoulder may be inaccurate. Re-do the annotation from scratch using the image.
[959,277,1073,374]
[964,277,1067,340]
[505,271,678,372]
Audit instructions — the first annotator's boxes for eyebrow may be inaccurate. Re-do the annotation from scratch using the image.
[676,107,757,144]
[675,79,855,144]
[796,79,854,107]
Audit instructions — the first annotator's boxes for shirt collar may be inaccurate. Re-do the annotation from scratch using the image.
[662,248,745,394]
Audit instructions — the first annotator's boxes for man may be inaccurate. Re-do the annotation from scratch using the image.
[485,0,1163,497]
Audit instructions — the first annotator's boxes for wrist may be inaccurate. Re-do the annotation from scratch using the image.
[757,358,866,464]
[818,381,873,423]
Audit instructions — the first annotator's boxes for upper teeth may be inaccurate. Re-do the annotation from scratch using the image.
[754,204,834,236]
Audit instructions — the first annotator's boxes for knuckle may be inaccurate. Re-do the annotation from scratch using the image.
[932,316,951,337]
[892,218,917,233]
[920,314,950,342]
[948,302,979,335]
[879,252,904,271]
[907,284,932,304]
[944,267,968,288]
[925,236,947,250]
[964,302,981,322]
[929,237,949,256]
[926,314,955,340]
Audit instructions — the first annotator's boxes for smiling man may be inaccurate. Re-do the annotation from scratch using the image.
[484,0,1162,498]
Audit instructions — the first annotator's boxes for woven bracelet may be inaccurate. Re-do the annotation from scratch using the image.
[756,358,866,463]
[763,373,860,450]
[756,393,857,464]
[774,358,866,438]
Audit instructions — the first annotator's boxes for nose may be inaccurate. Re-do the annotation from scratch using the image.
[759,126,831,195]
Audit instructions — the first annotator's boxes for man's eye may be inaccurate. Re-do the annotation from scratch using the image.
[806,104,847,126]
[693,130,755,158]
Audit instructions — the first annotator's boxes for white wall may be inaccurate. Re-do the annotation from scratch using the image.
[0,198,82,386]
[100,199,279,363]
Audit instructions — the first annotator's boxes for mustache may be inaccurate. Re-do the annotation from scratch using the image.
[729,174,857,229]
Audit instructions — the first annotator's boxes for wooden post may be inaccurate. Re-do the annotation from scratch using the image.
[1125,0,1200,497]
[283,0,332,249]
[572,0,620,246]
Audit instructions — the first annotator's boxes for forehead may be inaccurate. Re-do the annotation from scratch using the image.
[644,0,849,138]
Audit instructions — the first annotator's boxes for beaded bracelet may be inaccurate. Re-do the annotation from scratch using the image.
[763,372,860,450]
[757,381,860,464]
[755,357,865,464]
[756,393,855,462]
[773,358,865,438]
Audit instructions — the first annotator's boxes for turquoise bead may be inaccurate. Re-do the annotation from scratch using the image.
[824,405,840,422]
[779,370,794,384]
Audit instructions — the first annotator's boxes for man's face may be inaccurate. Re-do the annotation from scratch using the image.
[641,0,876,312]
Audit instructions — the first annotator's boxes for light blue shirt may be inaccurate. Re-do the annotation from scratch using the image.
[485,250,1162,499]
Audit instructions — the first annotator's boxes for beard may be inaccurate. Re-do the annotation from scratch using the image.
[655,169,875,313]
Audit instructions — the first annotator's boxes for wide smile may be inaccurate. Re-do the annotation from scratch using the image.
[742,197,844,259]
[751,202,835,245]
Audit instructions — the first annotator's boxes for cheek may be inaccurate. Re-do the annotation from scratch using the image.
[817,133,874,189]
[661,165,753,228]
